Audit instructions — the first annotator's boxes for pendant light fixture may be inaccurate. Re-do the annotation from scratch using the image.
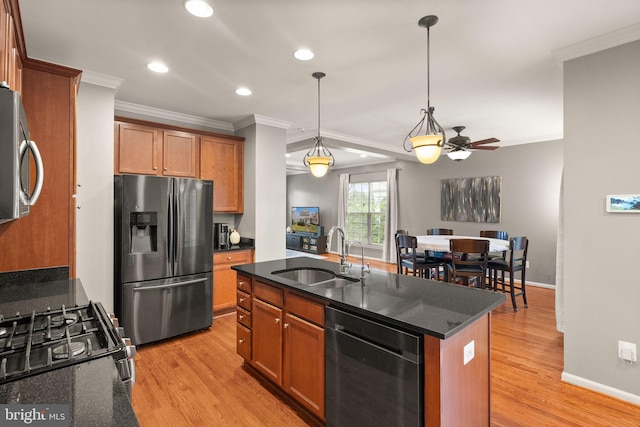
[403,15,446,164]
[303,72,334,177]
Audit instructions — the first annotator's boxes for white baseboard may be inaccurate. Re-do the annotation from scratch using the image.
[561,371,640,405]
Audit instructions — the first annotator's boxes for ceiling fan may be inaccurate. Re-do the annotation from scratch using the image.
[445,126,500,161]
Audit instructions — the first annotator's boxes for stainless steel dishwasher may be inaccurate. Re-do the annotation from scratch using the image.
[325,306,424,427]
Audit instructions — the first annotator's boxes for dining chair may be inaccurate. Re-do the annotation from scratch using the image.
[447,239,490,288]
[480,230,508,281]
[425,228,454,280]
[488,237,529,311]
[396,234,442,279]
[394,229,409,274]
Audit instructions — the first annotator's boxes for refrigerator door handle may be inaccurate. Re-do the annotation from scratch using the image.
[167,189,174,275]
[132,277,208,291]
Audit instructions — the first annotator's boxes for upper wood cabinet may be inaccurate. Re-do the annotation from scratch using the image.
[1,0,23,92]
[115,121,199,178]
[200,136,244,213]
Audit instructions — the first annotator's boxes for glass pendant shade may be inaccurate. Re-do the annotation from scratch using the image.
[410,135,443,164]
[307,157,332,177]
[447,149,471,161]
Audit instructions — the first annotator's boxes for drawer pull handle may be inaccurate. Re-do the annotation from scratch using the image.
[238,281,245,285]
[275,318,280,323]
[239,298,245,303]
[239,314,245,319]
[284,323,289,329]
[227,256,232,260]
[239,339,245,344]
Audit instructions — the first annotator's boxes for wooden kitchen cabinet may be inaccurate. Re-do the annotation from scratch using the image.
[213,249,253,314]
[244,280,326,421]
[236,274,253,360]
[1,0,22,93]
[115,121,199,177]
[252,297,283,384]
[200,135,244,213]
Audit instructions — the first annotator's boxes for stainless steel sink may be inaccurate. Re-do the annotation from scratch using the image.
[307,277,359,289]
[272,268,336,285]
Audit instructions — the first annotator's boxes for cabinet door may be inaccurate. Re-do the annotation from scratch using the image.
[116,122,161,175]
[163,130,198,177]
[200,136,243,213]
[252,298,283,385]
[213,266,237,312]
[284,313,325,420]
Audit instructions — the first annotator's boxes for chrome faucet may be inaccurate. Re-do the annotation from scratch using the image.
[328,226,350,274]
[348,240,371,279]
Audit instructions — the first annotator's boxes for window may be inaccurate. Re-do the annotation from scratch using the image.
[346,181,387,245]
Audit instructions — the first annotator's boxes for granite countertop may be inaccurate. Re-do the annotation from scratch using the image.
[232,257,506,339]
[0,276,139,427]
[214,237,255,253]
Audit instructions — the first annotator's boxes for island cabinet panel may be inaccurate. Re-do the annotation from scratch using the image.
[252,298,283,384]
[115,121,199,178]
[238,279,327,422]
[213,249,253,314]
[283,312,325,421]
[199,136,244,213]
[424,313,491,427]
[236,274,253,359]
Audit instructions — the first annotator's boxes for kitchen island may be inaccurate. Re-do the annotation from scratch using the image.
[233,256,505,427]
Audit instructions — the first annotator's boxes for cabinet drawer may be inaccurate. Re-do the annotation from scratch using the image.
[237,274,252,293]
[254,281,283,307]
[237,323,251,360]
[214,250,252,266]
[286,292,325,326]
[237,306,252,328]
[237,290,252,311]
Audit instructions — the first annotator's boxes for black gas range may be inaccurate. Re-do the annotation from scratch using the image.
[0,301,134,394]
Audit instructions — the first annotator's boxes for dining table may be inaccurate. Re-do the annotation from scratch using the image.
[416,235,510,253]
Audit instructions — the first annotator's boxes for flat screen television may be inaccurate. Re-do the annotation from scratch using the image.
[291,207,320,233]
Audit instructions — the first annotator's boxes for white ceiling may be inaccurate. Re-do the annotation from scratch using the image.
[17,0,640,172]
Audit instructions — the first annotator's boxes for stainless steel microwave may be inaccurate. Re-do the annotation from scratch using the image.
[0,86,44,224]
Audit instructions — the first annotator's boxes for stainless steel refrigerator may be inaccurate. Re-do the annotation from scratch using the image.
[114,175,213,345]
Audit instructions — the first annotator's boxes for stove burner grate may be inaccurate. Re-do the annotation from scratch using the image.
[52,341,86,359]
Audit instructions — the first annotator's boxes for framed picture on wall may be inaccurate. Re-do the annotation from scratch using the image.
[605,194,640,213]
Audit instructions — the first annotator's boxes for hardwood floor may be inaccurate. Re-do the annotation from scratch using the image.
[131,254,640,426]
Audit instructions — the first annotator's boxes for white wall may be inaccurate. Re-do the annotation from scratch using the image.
[563,40,640,403]
[76,82,116,312]
[237,121,287,262]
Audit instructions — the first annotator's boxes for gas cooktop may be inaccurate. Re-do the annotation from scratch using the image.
[0,302,126,384]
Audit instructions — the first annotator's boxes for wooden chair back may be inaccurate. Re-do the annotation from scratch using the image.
[427,228,453,235]
[448,239,490,288]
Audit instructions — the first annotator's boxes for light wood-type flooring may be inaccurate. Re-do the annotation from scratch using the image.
[131,254,640,426]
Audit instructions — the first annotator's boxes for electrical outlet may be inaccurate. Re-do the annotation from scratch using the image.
[619,341,637,362]
[526,261,530,269]
[464,340,475,365]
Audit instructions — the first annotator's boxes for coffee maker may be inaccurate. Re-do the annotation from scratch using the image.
[214,223,229,248]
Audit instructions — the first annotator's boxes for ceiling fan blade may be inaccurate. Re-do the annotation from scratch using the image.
[470,138,500,146]
[472,145,499,150]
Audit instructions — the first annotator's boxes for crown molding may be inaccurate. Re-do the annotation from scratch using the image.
[233,114,292,131]
[114,100,234,131]
[552,23,640,64]
[80,70,123,90]
[287,128,410,156]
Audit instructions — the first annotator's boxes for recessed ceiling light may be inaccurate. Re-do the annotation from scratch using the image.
[360,154,367,158]
[184,0,213,18]
[235,87,252,96]
[285,153,291,158]
[293,49,314,61]
[147,62,169,73]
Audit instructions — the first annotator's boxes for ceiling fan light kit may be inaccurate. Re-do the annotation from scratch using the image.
[447,148,472,161]
[303,72,335,177]
[403,15,446,165]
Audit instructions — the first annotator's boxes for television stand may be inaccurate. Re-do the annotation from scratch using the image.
[286,232,327,255]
